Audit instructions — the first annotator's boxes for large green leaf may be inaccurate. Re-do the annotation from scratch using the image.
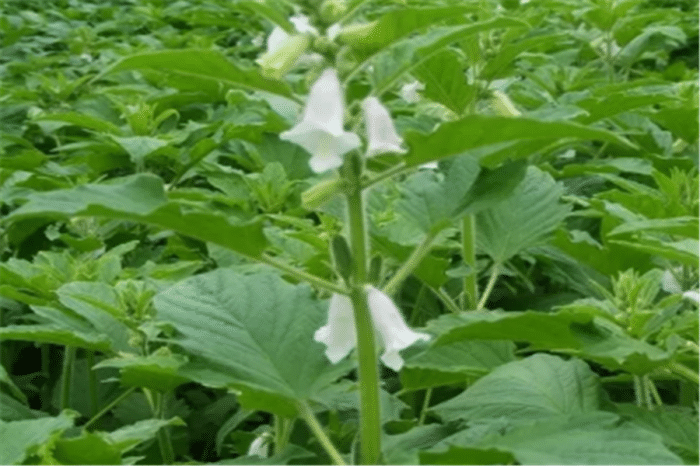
[153,270,350,417]
[99,49,293,98]
[476,167,571,263]
[425,412,682,465]
[431,354,600,423]
[427,309,672,374]
[401,340,516,391]
[370,18,528,96]
[403,116,636,168]
[412,49,474,114]
[0,411,75,464]
[5,174,269,259]
[395,155,480,234]
[616,404,699,464]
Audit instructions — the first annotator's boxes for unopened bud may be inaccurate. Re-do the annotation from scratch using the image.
[320,0,348,24]
[336,22,376,47]
[491,90,521,117]
[302,177,345,210]
[257,34,312,80]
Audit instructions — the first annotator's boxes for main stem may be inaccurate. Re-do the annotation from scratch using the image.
[346,161,382,465]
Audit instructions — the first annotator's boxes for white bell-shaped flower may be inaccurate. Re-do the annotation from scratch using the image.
[314,286,430,371]
[361,97,406,158]
[365,286,431,370]
[314,293,357,363]
[280,69,361,173]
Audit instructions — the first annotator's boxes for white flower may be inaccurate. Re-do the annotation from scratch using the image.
[420,161,439,169]
[280,69,361,173]
[247,433,271,458]
[361,97,406,158]
[399,81,424,103]
[314,286,431,371]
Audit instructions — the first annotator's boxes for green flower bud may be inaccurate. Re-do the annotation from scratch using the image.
[257,34,312,80]
[491,90,521,117]
[320,0,348,24]
[336,22,376,47]
[302,177,346,210]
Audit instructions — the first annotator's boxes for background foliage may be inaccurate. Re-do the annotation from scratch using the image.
[0,0,697,464]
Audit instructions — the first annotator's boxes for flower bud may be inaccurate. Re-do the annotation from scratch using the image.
[257,34,312,80]
[320,0,348,24]
[302,177,346,209]
[491,90,521,117]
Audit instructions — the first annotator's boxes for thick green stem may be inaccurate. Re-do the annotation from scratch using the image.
[60,346,76,410]
[259,254,348,295]
[83,386,137,430]
[298,402,347,465]
[476,263,500,310]
[462,216,478,309]
[382,231,437,296]
[154,392,175,464]
[346,163,382,465]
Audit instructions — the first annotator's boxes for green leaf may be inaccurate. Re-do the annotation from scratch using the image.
[401,340,516,391]
[414,49,475,114]
[52,432,122,465]
[5,174,269,259]
[431,354,600,423]
[607,216,698,238]
[476,167,571,263]
[100,49,294,98]
[616,404,699,464]
[0,392,46,421]
[427,412,682,465]
[33,112,122,135]
[610,237,699,266]
[371,18,528,96]
[153,270,350,417]
[454,160,528,217]
[396,155,481,234]
[94,353,190,392]
[0,411,76,464]
[403,116,636,168]
[0,325,112,351]
[383,424,460,465]
[111,136,168,165]
[340,6,476,58]
[427,309,672,374]
[57,282,133,353]
[104,417,187,453]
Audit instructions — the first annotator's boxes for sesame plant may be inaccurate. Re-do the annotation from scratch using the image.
[0,0,698,464]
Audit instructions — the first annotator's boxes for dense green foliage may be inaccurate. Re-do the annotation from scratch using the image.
[0,0,697,464]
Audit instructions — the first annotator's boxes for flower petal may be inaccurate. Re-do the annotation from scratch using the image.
[314,293,357,363]
[365,286,430,371]
[280,69,361,173]
[362,97,406,158]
